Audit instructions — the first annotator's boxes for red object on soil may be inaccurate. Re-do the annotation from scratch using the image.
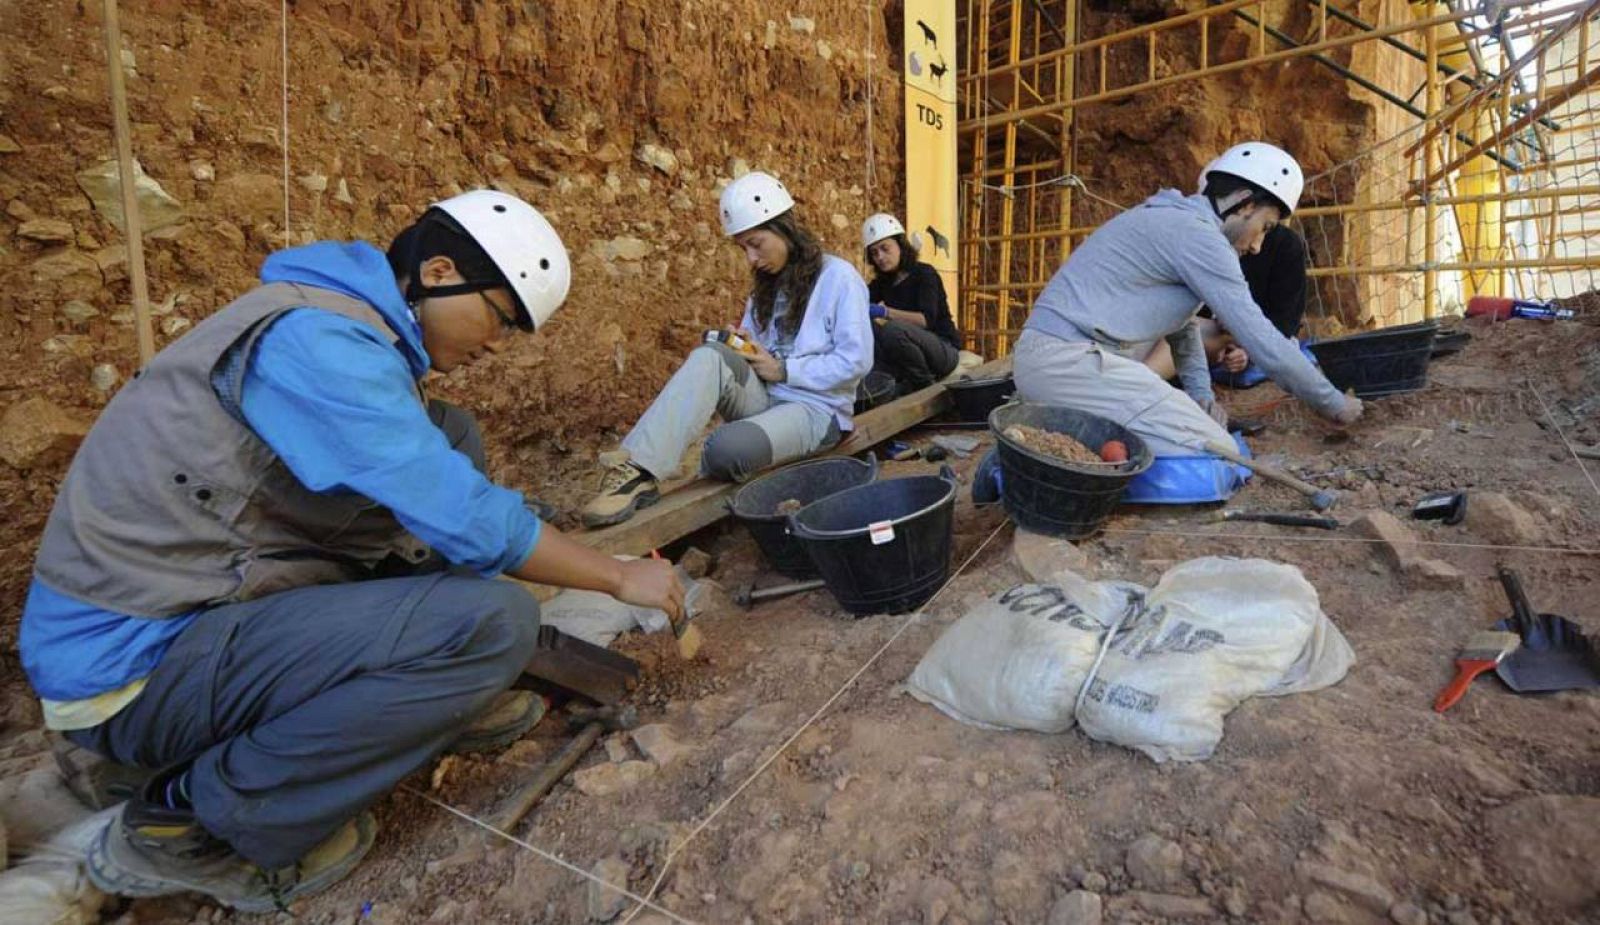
[1099,440,1128,463]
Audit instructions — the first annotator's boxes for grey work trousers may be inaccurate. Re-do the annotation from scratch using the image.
[1013,328,1233,457]
[68,401,542,869]
[621,342,840,483]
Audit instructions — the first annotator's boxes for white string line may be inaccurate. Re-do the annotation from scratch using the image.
[863,0,875,195]
[620,516,1015,923]
[1098,525,1600,556]
[401,786,699,925]
[1526,375,1600,502]
[281,0,291,246]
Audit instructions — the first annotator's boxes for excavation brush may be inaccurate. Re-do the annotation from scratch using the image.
[1433,631,1521,713]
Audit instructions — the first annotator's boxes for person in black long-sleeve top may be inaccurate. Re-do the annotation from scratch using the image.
[1236,222,1308,337]
[1143,224,1308,378]
[861,213,962,393]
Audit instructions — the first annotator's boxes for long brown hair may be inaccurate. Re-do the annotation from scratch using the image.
[749,211,824,339]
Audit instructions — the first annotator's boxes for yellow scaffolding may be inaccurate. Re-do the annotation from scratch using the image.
[958,0,1600,350]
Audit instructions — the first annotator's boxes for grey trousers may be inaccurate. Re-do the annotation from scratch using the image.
[67,400,543,869]
[622,342,839,483]
[1013,328,1233,457]
[872,318,960,392]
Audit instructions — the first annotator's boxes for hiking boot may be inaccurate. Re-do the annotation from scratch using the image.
[88,765,375,914]
[447,690,548,754]
[52,733,154,810]
[581,460,660,527]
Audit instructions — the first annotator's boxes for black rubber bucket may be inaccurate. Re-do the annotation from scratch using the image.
[991,403,1152,539]
[1307,319,1440,399]
[854,370,898,413]
[946,373,1015,423]
[730,455,878,578]
[788,468,957,616]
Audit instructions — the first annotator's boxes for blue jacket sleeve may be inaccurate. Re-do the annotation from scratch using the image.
[238,310,541,576]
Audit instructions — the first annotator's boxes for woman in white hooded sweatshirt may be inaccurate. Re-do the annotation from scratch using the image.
[582,171,874,527]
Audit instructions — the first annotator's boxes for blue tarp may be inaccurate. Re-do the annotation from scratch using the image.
[1122,432,1253,505]
[973,432,1254,506]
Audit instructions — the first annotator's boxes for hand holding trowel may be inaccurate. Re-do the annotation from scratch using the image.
[652,550,704,660]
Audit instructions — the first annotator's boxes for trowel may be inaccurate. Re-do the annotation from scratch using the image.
[1491,567,1600,693]
[653,549,704,660]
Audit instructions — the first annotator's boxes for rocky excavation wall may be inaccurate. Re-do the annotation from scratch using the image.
[0,0,1464,656]
[1068,0,1430,329]
[0,0,902,654]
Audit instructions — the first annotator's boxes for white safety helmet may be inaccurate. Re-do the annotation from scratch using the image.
[719,170,796,236]
[1198,142,1303,216]
[432,189,571,331]
[861,213,906,249]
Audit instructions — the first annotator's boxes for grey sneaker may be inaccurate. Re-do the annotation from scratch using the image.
[447,690,547,754]
[580,461,660,527]
[87,766,376,914]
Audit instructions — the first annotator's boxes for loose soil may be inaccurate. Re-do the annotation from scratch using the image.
[1,313,1586,925]
[1003,424,1112,467]
[3,2,1599,922]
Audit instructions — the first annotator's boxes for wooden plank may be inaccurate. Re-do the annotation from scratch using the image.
[581,479,734,557]
[578,356,1013,557]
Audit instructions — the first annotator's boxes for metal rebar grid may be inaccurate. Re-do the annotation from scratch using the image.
[958,0,1600,353]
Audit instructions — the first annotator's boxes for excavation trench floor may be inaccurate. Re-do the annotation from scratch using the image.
[8,316,1600,925]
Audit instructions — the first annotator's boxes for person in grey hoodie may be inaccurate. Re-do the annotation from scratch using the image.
[1014,142,1362,458]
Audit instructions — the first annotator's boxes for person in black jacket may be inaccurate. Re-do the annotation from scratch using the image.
[861,213,963,393]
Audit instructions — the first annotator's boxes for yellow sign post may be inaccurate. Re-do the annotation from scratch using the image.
[903,0,958,312]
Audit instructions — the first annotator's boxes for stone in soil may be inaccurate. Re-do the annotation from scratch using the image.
[1351,511,1462,588]
[1389,901,1428,925]
[1294,860,1395,913]
[629,724,689,767]
[1302,890,1353,923]
[1048,889,1103,925]
[1465,491,1540,545]
[587,856,631,921]
[0,397,91,469]
[1125,833,1185,890]
[572,760,655,797]
[1123,891,1214,918]
[730,701,790,735]
[1013,527,1093,581]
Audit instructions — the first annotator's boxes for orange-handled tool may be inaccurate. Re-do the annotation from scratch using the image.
[1433,631,1521,713]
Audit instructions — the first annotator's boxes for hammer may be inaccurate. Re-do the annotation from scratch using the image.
[491,704,638,832]
[1203,440,1340,511]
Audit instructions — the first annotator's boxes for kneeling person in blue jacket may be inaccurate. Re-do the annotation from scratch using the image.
[21,190,684,912]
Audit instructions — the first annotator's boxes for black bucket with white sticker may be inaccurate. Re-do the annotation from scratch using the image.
[787,467,958,617]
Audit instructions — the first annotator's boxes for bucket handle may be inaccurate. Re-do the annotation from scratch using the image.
[787,463,960,538]
[863,450,880,482]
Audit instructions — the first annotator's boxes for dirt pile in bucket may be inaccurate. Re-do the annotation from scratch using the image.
[1003,424,1105,465]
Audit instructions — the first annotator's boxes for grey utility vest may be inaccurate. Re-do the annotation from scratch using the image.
[34,282,430,618]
